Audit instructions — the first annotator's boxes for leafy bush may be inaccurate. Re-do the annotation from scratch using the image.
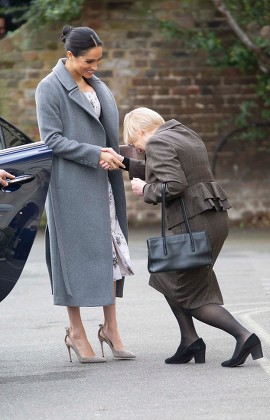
[1,0,84,27]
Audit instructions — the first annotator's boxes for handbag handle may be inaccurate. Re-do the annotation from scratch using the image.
[161,182,195,253]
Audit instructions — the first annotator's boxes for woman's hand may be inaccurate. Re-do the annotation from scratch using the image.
[101,147,124,163]
[99,149,125,171]
[131,177,146,197]
[0,170,15,187]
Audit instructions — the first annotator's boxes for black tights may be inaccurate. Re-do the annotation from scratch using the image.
[165,296,251,357]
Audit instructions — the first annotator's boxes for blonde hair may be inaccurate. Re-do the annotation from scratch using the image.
[123,107,165,145]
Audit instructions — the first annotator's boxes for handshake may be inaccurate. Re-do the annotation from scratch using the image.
[99,147,125,171]
[99,146,146,197]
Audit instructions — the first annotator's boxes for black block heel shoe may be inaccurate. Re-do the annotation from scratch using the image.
[221,333,263,367]
[165,338,206,364]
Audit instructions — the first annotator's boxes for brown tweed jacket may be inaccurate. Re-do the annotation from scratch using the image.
[128,119,231,229]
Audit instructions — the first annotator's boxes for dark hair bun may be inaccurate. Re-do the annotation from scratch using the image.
[60,25,73,43]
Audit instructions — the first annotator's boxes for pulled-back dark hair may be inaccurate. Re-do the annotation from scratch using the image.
[60,25,103,57]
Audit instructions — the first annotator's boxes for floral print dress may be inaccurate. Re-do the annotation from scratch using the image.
[84,90,134,281]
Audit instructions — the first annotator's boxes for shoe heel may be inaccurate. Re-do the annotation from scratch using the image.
[99,338,105,357]
[66,344,72,362]
[194,349,206,363]
[251,343,263,360]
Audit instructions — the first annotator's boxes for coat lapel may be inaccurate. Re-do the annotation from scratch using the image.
[52,58,102,123]
[52,58,118,147]
[69,88,101,122]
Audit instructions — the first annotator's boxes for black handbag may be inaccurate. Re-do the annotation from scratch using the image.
[147,183,213,274]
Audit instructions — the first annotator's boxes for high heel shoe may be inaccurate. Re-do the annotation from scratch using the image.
[165,338,206,364]
[98,324,136,359]
[221,333,263,367]
[65,327,106,363]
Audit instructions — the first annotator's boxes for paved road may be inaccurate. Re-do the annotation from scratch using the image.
[0,227,270,419]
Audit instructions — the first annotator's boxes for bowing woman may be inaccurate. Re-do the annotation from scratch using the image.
[104,107,263,368]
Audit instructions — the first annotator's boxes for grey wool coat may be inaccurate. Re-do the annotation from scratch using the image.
[35,58,128,307]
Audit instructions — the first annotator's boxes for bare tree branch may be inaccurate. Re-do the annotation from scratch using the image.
[212,0,269,73]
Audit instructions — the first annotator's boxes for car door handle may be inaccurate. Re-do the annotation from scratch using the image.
[7,174,35,185]
[1,174,35,192]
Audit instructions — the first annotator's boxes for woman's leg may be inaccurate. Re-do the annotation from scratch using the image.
[165,296,199,351]
[66,306,96,357]
[164,296,206,364]
[189,303,251,357]
[102,282,125,351]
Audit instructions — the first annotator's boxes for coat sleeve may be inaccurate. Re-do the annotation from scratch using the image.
[143,136,188,204]
[35,80,101,168]
[128,158,146,180]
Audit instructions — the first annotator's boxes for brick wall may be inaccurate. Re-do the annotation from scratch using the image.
[0,0,269,227]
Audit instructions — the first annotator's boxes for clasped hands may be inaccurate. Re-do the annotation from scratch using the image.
[99,147,125,171]
[99,147,146,196]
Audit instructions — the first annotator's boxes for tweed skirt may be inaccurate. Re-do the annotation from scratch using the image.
[149,209,229,309]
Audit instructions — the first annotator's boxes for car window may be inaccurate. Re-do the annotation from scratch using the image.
[0,126,4,150]
[0,117,33,149]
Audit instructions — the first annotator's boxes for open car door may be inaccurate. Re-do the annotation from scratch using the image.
[0,117,52,302]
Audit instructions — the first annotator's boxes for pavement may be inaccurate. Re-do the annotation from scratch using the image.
[0,226,270,420]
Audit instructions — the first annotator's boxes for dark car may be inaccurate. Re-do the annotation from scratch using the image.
[0,117,52,302]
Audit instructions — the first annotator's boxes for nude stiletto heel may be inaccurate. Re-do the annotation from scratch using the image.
[98,324,136,359]
[65,327,106,363]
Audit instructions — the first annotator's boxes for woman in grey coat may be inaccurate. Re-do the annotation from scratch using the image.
[35,25,135,363]
[108,107,263,368]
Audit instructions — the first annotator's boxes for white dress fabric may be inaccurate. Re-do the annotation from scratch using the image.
[84,90,101,116]
[84,90,134,281]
